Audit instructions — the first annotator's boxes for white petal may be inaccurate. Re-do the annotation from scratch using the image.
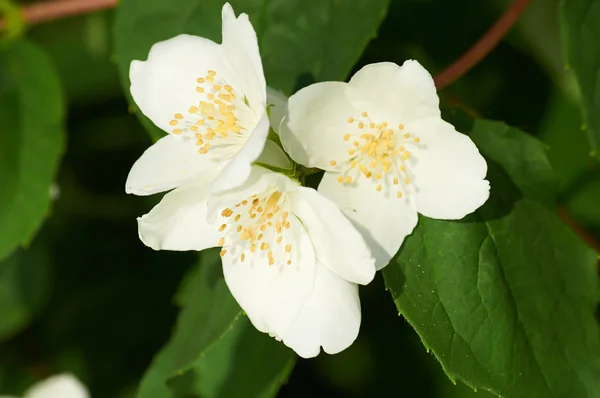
[221,3,267,111]
[348,61,440,123]
[290,187,375,285]
[137,174,221,251]
[207,166,298,223]
[280,82,358,170]
[130,34,234,133]
[221,220,316,338]
[125,135,218,196]
[256,139,292,170]
[23,374,89,398]
[210,113,270,193]
[409,117,489,219]
[282,262,361,358]
[319,172,418,270]
[266,87,288,134]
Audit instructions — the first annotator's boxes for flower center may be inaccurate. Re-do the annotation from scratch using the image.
[168,70,254,156]
[330,111,422,198]
[216,190,294,266]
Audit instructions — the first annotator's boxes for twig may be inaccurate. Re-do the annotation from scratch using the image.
[433,0,531,90]
[0,0,116,30]
[558,207,600,254]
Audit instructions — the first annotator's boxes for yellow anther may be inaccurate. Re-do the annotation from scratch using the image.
[398,124,404,130]
[285,244,291,253]
[397,191,403,198]
[348,149,356,155]
[414,137,420,143]
[220,249,227,257]
[358,122,364,129]
[195,139,204,146]
[188,106,199,113]
[224,85,233,92]
[393,177,399,185]
[174,113,183,119]
[196,119,205,125]
[287,260,292,265]
[404,178,410,184]
[190,126,199,132]
[361,111,368,117]
[370,122,375,128]
[269,256,275,266]
[376,184,382,192]
[208,70,216,76]
[353,140,359,147]
[277,236,283,244]
[173,128,182,135]
[351,160,357,168]
[345,176,352,184]
[337,176,344,183]
[241,253,246,262]
[258,234,264,240]
[169,120,178,126]
[236,225,242,232]
[404,133,410,138]
[196,87,204,93]
[344,134,351,141]
[206,76,214,83]
[221,208,233,217]
[218,237,225,246]
[242,200,248,205]
[218,224,227,232]
[207,94,215,100]
[251,244,256,253]
[329,160,337,166]
[199,147,208,154]
[348,117,354,123]
[213,85,222,91]
[197,77,205,83]
[261,242,270,250]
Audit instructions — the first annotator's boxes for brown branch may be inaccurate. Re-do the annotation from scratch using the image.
[433,0,531,90]
[558,207,600,254]
[0,0,116,30]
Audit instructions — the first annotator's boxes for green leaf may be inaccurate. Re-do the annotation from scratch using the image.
[383,114,600,397]
[114,0,390,140]
[561,0,600,161]
[137,249,295,398]
[0,39,65,261]
[0,245,51,341]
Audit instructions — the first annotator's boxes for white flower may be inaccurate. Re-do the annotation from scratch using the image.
[0,374,89,398]
[280,61,490,269]
[137,166,376,358]
[126,3,272,195]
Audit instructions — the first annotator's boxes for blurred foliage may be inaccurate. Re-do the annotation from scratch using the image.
[0,0,599,397]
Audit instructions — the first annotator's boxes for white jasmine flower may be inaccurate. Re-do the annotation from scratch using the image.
[126,3,272,195]
[280,61,490,269]
[0,373,89,398]
[137,166,376,358]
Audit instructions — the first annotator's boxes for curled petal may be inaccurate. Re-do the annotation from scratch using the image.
[221,222,316,338]
[126,135,219,196]
[129,34,231,134]
[210,113,271,193]
[291,187,375,285]
[318,172,419,270]
[409,117,489,219]
[24,374,89,398]
[280,82,357,170]
[137,174,221,251]
[348,61,440,124]
[282,262,361,358]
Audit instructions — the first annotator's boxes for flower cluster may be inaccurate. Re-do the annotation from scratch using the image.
[126,3,489,358]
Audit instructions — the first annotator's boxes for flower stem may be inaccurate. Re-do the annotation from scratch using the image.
[433,0,531,90]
